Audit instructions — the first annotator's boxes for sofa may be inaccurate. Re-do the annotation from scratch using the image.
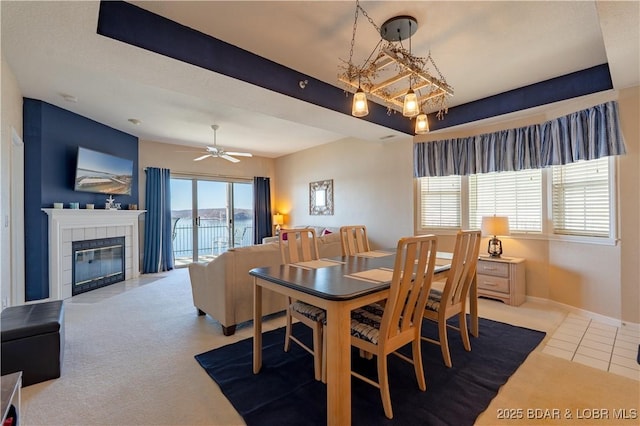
[188,230,342,336]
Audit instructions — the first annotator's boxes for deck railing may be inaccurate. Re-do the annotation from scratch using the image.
[172,218,253,260]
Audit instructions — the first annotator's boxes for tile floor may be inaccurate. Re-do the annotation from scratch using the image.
[543,313,639,381]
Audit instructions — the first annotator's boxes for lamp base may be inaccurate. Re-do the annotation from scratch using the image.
[487,236,503,257]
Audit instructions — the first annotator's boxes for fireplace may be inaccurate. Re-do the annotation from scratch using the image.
[72,237,125,295]
[42,208,143,300]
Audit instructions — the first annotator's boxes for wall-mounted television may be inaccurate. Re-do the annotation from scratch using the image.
[74,147,134,195]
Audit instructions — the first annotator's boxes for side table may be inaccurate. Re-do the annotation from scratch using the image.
[477,255,526,306]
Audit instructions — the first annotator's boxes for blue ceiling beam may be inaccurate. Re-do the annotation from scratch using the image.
[427,64,613,131]
[97,1,612,135]
[97,1,414,135]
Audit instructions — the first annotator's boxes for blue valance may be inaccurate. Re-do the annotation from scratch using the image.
[414,101,627,177]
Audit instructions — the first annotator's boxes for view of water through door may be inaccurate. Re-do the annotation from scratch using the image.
[170,177,253,266]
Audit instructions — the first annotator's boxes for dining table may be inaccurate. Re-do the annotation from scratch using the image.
[250,250,479,426]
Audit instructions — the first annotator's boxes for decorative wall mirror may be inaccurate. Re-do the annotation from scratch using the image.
[309,179,334,215]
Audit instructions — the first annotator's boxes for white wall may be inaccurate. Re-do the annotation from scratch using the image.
[617,86,640,324]
[138,139,276,210]
[274,136,415,249]
[1,55,25,307]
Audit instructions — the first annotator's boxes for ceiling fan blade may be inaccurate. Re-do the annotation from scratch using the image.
[220,154,241,163]
[225,151,253,157]
[193,154,212,161]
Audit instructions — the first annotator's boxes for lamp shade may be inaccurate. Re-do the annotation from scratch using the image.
[273,213,284,226]
[402,88,419,117]
[352,88,369,117]
[415,113,429,134]
[481,216,510,236]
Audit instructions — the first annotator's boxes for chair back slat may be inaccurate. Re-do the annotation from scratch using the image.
[339,225,371,256]
[379,235,438,342]
[442,230,481,307]
[279,228,319,264]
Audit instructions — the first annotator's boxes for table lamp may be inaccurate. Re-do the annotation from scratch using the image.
[481,216,510,257]
[273,213,284,235]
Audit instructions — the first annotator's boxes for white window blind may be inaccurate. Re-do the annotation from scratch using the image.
[469,169,542,232]
[417,176,461,228]
[552,158,610,237]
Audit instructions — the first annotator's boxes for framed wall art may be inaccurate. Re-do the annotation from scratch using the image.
[309,179,333,215]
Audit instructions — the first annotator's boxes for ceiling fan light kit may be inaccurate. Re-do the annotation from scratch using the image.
[192,124,253,163]
[339,0,454,134]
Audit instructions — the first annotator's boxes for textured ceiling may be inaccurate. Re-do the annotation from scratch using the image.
[2,1,638,158]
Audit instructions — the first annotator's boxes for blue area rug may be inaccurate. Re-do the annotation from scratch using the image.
[195,317,545,425]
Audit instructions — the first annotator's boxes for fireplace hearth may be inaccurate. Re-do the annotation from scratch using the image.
[72,237,125,295]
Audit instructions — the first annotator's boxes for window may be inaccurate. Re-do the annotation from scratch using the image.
[469,169,542,232]
[417,175,461,229]
[552,157,610,237]
[415,158,614,240]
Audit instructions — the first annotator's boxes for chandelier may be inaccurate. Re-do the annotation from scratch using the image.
[338,0,454,134]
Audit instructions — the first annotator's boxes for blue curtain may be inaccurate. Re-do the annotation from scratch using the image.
[253,177,272,244]
[143,167,173,273]
[414,101,627,177]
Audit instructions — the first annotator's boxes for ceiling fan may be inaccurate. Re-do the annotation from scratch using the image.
[193,124,253,163]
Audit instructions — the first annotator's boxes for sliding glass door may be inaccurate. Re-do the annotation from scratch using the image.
[170,176,253,266]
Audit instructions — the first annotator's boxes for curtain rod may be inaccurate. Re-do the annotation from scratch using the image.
[143,168,253,182]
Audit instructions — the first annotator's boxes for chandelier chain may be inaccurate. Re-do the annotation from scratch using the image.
[347,0,359,64]
[357,2,381,34]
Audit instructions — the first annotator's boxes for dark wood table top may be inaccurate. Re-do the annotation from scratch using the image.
[249,251,451,302]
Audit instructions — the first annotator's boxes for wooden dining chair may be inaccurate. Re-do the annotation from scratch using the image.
[349,234,438,419]
[339,225,370,255]
[422,230,481,367]
[279,228,325,380]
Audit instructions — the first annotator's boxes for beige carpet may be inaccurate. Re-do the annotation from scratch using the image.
[20,269,639,425]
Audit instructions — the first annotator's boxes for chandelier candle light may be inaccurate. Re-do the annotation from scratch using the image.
[339,0,454,134]
[481,216,510,257]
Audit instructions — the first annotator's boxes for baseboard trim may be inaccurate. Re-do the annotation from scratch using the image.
[525,295,640,331]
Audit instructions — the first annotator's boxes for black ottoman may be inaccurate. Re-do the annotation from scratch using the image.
[1,300,65,386]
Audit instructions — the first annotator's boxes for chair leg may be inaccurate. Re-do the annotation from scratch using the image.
[284,299,293,352]
[321,327,327,383]
[378,355,393,419]
[312,322,322,381]
[439,317,452,368]
[459,311,471,351]
[412,337,426,391]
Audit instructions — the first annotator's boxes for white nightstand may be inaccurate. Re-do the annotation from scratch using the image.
[476,256,526,306]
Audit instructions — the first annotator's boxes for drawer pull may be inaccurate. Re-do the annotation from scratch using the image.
[481,281,498,286]
[483,267,498,271]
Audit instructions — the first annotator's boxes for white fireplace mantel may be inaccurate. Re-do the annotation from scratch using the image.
[42,208,145,299]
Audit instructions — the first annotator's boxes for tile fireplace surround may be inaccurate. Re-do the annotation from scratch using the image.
[42,208,144,300]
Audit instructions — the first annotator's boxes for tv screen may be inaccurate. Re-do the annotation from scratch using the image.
[74,147,134,195]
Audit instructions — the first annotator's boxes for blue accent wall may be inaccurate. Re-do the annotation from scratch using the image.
[23,99,139,301]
